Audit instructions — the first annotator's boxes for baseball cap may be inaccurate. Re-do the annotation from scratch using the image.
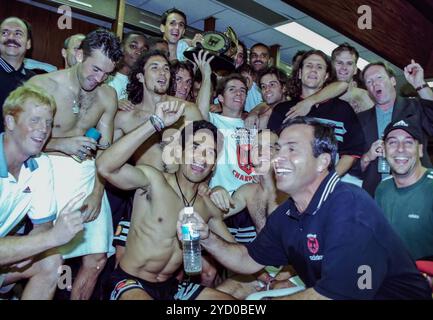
[383,117,422,142]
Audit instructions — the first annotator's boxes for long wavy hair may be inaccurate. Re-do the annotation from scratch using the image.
[287,50,333,99]
[126,50,169,105]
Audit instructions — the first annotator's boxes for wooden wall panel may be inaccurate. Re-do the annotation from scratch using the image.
[0,1,109,69]
[284,0,433,77]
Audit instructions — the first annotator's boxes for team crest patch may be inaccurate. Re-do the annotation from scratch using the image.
[307,233,319,254]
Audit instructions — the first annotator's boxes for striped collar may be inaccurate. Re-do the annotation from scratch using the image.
[0,56,25,74]
[286,171,340,217]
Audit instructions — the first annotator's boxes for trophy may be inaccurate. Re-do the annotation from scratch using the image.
[183,27,239,72]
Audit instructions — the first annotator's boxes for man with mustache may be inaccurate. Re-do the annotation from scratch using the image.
[0,17,35,132]
[27,28,122,300]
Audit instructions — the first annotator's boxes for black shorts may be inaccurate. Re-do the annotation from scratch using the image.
[108,267,204,300]
[225,208,257,243]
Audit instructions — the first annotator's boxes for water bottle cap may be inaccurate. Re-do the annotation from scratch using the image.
[85,128,101,141]
[184,206,194,215]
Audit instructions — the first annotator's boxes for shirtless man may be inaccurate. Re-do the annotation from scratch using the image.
[27,28,122,300]
[113,50,202,170]
[97,103,234,300]
[110,50,202,269]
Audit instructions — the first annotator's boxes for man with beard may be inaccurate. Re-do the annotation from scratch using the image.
[61,34,85,69]
[98,104,234,300]
[0,17,35,132]
[375,117,433,264]
[27,28,122,300]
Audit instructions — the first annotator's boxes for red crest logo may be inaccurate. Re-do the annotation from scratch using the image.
[307,235,319,254]
[236,143,253,175]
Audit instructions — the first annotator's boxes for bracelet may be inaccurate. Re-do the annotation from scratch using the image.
[415,83,429,91]
[149,114,165,132]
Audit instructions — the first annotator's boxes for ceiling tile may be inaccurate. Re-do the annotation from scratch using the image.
[296,17,340,38]
[253,0,307,20]
[212,9,267,36]
[246,28,300,49]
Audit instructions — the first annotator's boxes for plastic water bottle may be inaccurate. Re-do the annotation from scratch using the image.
[181,207,202,275]
[377,156,390,174]
[71,128,101,163]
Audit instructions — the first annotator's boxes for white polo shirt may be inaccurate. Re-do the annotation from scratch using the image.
[0,133,57,237]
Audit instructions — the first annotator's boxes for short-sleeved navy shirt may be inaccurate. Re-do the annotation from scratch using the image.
[247,172,431,299]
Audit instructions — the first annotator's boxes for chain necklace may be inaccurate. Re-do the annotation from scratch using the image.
[72,67,83,115]
[175,172,199,207]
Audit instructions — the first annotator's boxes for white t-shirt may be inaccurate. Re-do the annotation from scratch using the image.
[107,72,129,100]
[0,134,57,237]
[208,113,257,194]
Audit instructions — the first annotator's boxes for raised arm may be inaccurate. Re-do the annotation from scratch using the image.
[193,50,214,121]
[404,59,433,101]
[285,81,349,119]
[97,100,185,190]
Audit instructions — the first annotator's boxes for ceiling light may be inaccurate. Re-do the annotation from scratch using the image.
[275,22,369,69]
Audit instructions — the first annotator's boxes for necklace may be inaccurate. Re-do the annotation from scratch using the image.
[72,67,82,115]
[72,98,81,114]
[175,172,199,207]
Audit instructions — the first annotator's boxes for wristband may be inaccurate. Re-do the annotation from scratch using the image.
[149,114,165,132]
[415,83,429,91]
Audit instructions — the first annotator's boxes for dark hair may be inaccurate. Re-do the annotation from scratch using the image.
[292,50,306,66]
[63,33,85,49]
[237,40,247,66]
[193,69,217,91]
[287,50,333,99]
[216,73,248,96]
[127,50,169,104]
[161,8,187,26]
[169,60,194,101]
[81,28,123,63]
[0,17,32,42]
[280,117,337,170]
[148,37,168,48]
[123,31,148,47]
[331,42,359,63]
[235,63,254,76]
[258,66,289,90]
[250,43,270,56]
[361,61,396,83]
[180,120,221,154]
